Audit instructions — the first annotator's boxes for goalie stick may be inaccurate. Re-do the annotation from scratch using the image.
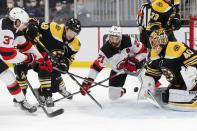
[146,89,163,109]
[34,37,102,109]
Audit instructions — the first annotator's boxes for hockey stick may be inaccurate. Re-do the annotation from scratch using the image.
[54,70,124,103]
[54,58,146,88]
[124,67,144,77]
[25,78,64,117]
[34,37,102,109]
[67,73,103,109]
[53,67,109,88]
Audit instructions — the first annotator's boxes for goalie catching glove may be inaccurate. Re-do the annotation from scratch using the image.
[80,77,94,96]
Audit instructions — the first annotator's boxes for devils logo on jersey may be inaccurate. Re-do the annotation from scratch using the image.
[116,57,127,70]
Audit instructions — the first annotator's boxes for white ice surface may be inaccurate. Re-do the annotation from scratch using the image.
[0,68,197,131]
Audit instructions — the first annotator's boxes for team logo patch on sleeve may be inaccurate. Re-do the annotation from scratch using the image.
[173,45,180,51]
[55,25,61,31]
[156,2,163,7]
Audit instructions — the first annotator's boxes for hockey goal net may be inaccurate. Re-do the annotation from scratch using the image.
[189,16,197,50]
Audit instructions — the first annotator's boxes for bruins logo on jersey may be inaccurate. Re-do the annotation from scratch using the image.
[50,22,64,42]
[152,0,171,13]
[173,45,180,52]
[156,2,163,7]
[161,67,174,82]
[165,42,187,59]
[55,24,61,31]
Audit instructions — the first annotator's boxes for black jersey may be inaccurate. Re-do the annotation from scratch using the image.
[146,0,180,33]
[146,41,197,90]
[33,22,81,65]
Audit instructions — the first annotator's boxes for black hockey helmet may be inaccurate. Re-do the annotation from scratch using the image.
[65,17,81,34]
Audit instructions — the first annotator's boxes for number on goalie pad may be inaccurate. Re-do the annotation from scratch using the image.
[166,89,197,111]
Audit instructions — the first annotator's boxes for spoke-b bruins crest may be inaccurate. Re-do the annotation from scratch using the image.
[161,67,175,82]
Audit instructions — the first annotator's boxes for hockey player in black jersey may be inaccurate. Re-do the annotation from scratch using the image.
[80,26,148,100]
[146,0,181,41]
[139,28,197,110]
[15,17,82,107]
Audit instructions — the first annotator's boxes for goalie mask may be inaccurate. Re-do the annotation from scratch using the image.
[109,26,122,48]
[149,28,168,54]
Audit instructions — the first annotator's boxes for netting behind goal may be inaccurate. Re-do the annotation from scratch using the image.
[189,16,197,50]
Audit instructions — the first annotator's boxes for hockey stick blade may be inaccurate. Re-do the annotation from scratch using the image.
[46,108,64,118]
[26,79,65,117]
[36,101,64,117]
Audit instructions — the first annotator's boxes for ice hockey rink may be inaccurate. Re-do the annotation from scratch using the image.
[0,67,197,131]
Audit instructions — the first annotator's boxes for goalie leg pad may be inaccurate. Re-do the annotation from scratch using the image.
[169,89,197,103]
[167,89,197,111]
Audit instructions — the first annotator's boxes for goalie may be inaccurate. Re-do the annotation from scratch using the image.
[139,28,197,110]
[80,26,148,100]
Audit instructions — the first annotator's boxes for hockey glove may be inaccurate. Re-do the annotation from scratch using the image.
[26,22,39,41]
[168,12,181,30]
[37,58,53,73]
[23,53,36,65]
[55,58,69,73]
[124,57,139,72]
[170,18,181,30]
[80,77,94,96]
[36,53,53,73]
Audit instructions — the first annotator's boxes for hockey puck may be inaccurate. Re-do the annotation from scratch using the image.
[134,87,139,92]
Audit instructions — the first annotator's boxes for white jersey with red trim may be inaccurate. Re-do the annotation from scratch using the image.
[88,35,148,80]
[0,18,42,63]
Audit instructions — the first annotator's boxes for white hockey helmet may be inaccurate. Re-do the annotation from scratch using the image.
[109,26,122,38]
[108,26,122,47]
[9,7,29,26]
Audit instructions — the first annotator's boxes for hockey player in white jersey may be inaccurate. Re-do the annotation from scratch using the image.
[80,26,148,100]
[0,7,43,113]
[138,28,197,111]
